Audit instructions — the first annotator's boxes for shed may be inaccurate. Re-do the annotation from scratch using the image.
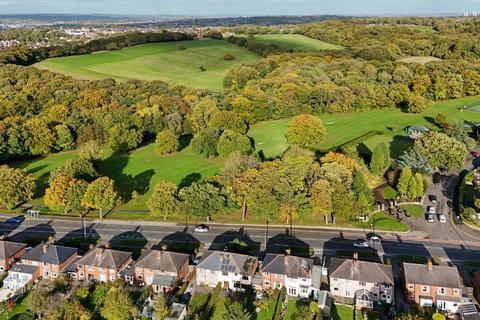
[165,303,187,320]
[317,291,332,317]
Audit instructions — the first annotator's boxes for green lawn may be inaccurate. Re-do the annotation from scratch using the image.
[11,144,223,210]
[210,294,228,320]
[249,95,480,158]
[331,303,359,320]
[352,212,409,232]
[189,293,211,315]
[0,291,31,320]
[34,39,259,90]
[249,34,344,51]
[255,293,279,320]
[398,204,424,218]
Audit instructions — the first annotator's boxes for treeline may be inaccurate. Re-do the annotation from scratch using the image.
[227,35,295,57]
[0,30,196,65]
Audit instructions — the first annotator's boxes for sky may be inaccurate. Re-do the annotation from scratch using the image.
[1,0,480,16]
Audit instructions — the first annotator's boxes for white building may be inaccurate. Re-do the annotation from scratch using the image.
[3,264,39,292]
[195,251,258,291]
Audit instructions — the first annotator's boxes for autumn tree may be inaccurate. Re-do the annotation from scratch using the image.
[25,118,55,155]
[217,130,252,157]
[53,124,75,151]
[191,128,220,158]
[370,142,391,176]
[155,129,179,155]
[45,175,86,214]
[405,94,432,113]
[179,182,226,220]
[279,202,299,224]
[147,181,179,220]
[397,167,413,199]
[415,132,468,171]
[81,177,119,219]
[77,140,103,161]
[352,171,374,213]
[0,165,36,210]
[228,168,258,220]
[309,179,332,224]
[153,293,170,320]
[286,114,326,145]
[100,287,136,320]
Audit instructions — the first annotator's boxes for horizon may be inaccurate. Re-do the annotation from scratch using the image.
[1,0,479,17]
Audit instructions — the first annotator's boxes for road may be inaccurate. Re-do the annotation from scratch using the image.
[1,214,480,268]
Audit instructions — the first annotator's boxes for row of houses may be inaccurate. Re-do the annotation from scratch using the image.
[1,238,478,318]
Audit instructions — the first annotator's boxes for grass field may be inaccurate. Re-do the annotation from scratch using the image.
[397,56,442,65]
[249,95,480,158]
[34,39,259,90]
[12,144,223,210]
[248,34,344,51]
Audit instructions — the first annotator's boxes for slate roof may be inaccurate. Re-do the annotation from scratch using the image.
[329,258,394,285]
[0,240,26,260]
[24,242,77,265]
[261,253,313,279]
[9,264,38,275]
[134,249,189,273]
[196,251,258,276]
[76,247,132,271]
[402,263,462,289]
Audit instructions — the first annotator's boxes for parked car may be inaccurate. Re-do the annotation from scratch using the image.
[180,292,191,304]
[427,214,435,223]
[439,214,447,223]
[193,224,209,233]
[353,239,369,248]
[366,233,382,242]
[7,215,25,224]
[432,173,440,184]
[428,206,436,214]
[429,195,437,203]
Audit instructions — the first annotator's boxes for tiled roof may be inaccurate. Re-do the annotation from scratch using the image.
[261,253,313,279]
[24,242,77,265]
[402,263,462,289]
[134,249,189,273]
[76,247,131,271]
[0,240,26,260]
[9,264,38,275]
[329,258,394,285]
[197,250,258,276]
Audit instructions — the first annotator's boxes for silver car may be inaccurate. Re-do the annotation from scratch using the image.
[193,224,209,233]
[439,214,447,223]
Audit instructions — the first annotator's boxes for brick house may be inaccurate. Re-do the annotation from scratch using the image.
[329,254,394,308]
[0,239,27,272]
[132,249,189,293]
[402,260,462,313]
[73,245,132,283]
[196,251,258,291]
[261,252,316,298]
[21,242,77,279]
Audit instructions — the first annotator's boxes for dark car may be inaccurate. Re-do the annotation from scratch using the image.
[180,292,192,304]
[429,195,437,203]
[7,215,25,224]
[432,173,440,184]
[366,233,382,242]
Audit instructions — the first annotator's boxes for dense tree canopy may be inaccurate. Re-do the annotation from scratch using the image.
[286,114,326,145]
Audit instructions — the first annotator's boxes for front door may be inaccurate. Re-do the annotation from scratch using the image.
[223,281,229,289]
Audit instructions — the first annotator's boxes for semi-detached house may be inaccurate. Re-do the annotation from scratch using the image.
[196,250,258,291]
[0,239,27,273]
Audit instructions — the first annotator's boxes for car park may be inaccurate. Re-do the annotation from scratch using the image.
[193,224,209,233]
[353,239,369,248]
[428,206,436,214]
[427,214,435,223]
[366,233,382,242]
[7,215,25,224]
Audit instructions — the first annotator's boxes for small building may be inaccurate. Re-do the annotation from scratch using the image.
[196,250,258,291]
[3,264,40,292]
[132,249,189,293]
[329,254,394,307]
[261,252,316,298]
[165,303,187,320]
[405,125,430,139]
[0,240,27,273]
[459,304,480,320]
[22,242,77,280]
[73,245,132,283]
[317,290,332,317]
[402,260,462,313]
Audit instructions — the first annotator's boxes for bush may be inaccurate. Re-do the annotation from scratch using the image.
[224,52,236,60]
[155,129,179,155]
[201,282,221,320]
[273,287,287,320]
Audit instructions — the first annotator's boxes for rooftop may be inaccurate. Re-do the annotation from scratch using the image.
[197,250,258,276]
[329,258,394,285]
[24,242,77,266]
[402,262,462,289]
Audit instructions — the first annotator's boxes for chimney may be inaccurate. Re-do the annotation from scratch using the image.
[42,243,49,253]
[427,259,433,270]
[157,250,162,259]
[161,244,167,251]
[219,253,224,262]
[352,252,359,271]
[97,247,105,258]
[104,242,111,249]
[0,234,6,241]
[89,244,95,250]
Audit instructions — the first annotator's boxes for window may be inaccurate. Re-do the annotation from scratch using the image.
[408,285,414,289]
[78,264,83,269]
[421,286,429,292]
[288,287,297,295]
[222,271,228,276]
[276,274,283,279]
[242,275,249,280]
[453,289,459,295]
[138,275,143,280]
[51,273,57,278]
[333,286,339,291]
[265,281,270,287]
[346,290,351,297]
[43,262,48,266]
[332,278,338,282]
[359,281,366,286]
[264,272,270,276]
[110,275,115,281]
[79,272,84,277]
[373,283,379,287]
[438,288,445,294]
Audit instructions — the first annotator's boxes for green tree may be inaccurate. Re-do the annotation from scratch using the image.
[100,287,136,320]
[208,110,247,133]
[108,125,142,152]
[64,158,99,182]
[0,165,35,210]
[432,313,446,320]
[405,94,432,113]
[25,118,55,155]
[217,130,252,157]
[397,167,413,198]
[147,181,179,220]
[310,179,332,224]
[398,146,434,174]
[153,294,170,320]
[406,175,418,200]
[415,132,468,171]
[370,142,391,176]
[331,184,355,221]
[155,129,179,155]
[53,124,75,151]
[286,114,326,145]
[221,301,251,320]
[414,173,424,199]
[352,172,374,212]
[81,177,119,219]
[179,182,226,220]
[45,175,85,214]
[77,140,103,161]
[191,128,220,158]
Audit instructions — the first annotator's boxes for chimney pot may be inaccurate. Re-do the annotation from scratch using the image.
[427,259,433,270]
[89,244,95,250]
[97,247,105,258]
[284,255,289,265]
[42,244,48,253]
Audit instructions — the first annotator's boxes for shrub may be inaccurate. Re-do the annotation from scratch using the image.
[155,129,179,155]
[224,52,236,60]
